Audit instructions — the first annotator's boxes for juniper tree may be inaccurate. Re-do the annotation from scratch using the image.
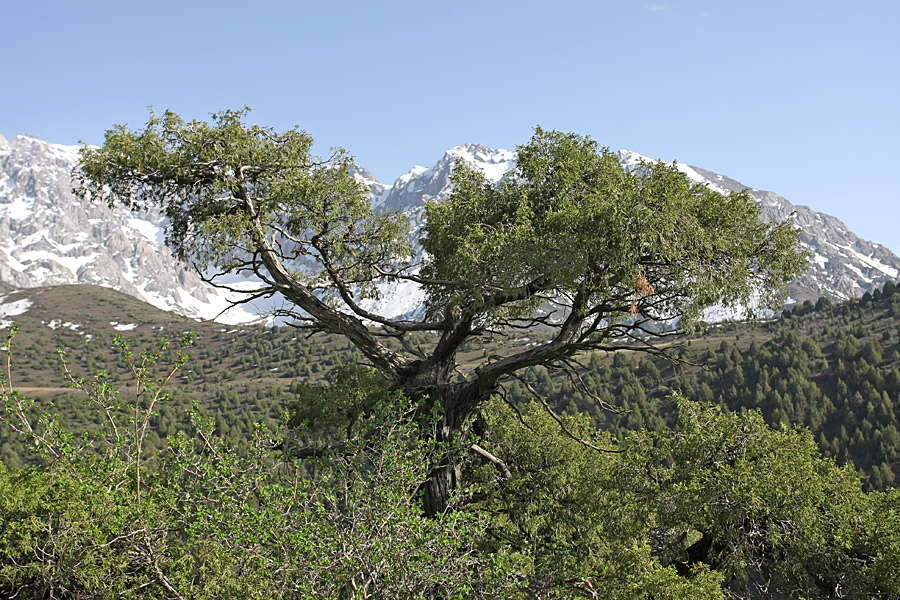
[76,109,806,514]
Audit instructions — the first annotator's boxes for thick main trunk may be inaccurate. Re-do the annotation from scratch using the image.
[423,456,463,517]
[415,380,489,517]
[422,412,465,517]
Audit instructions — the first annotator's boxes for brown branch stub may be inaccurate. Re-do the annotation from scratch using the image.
[470,443,512,481]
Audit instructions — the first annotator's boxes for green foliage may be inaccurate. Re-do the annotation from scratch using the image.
[287,363,392,440]
[0,302,373,467]
[1,334,505,599]
[474,396,900,599]
[506,280,900,489]
[74,111,809,516]
[15,106,892,596]
[0,461,144,597]
[4,325,900,598]
[474,398,725,599]
[76,109,409,303]
[648,400,876,596]
[423,128,806,328]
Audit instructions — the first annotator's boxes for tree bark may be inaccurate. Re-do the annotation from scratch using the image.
[421,400,467,517]
[414,377,492,517]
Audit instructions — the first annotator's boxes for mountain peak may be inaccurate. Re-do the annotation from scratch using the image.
[2,133,899,323]
[9,134,81,164]
[615,149,653,171]
[443,144,516,183]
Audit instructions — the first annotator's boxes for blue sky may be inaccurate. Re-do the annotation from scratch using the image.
[3,1,899,255]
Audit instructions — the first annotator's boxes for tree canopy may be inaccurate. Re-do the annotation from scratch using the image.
[424,127,800,328]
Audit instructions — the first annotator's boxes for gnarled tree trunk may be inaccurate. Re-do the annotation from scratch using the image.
[413,378,493,517]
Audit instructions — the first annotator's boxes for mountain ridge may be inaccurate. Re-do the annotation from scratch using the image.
[1,133,897,324]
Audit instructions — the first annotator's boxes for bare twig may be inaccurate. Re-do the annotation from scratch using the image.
[512,373,621,454]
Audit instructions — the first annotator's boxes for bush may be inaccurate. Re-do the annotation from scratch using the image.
[3,327,899,598]
[1,330,508,599]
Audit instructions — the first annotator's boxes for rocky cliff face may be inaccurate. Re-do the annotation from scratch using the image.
[0,134,259,323]
[680,163,899,302]
[1,134,897,322]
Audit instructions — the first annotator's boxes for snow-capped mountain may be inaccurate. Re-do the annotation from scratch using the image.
[0,133,261,324]
[616,150,900,303]
[1,133,897,324]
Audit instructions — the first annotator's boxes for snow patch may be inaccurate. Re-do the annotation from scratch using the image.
[702,303,751,323]
[675,163,730,195]
[46,319,82,331]
[353,171,383,189]
[445,145,516,183]
[169,281,265,325]
[359,279,428,322]
[843,263,870,283]
[110,321,139,331]
[370,187,392,209]
[15,249,98,276]
[701,292,775,324]
[616,149,652,171]
[128,217,164,244]
[813,254,829,269]
[616,149,732,196]
[842,245,899,278]
[0,296,32,328]
[1,195,34,220]
[396,165,431,187]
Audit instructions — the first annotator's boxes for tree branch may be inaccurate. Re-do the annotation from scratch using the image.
[470,443,512,480]
[512,374,621,454]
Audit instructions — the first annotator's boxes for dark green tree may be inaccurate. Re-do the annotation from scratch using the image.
[76,110,806,513]
[474,396,900,598]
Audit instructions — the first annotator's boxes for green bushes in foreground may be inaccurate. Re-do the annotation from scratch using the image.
[1,331,497,599]
[476,397,900,598]
[2,330,899,598]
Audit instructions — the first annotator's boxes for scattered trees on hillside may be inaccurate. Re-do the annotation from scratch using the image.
[76,110,806,513]
[499,280,900,489]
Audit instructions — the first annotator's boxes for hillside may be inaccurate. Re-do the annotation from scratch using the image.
[0,284,553,462]
[2,281,899,490]
[0,285,367,464]
[512,281,900,489]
